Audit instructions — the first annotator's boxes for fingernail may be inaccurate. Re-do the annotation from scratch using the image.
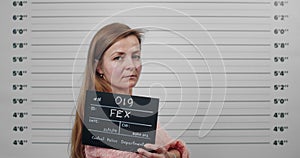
[144,143,150,147]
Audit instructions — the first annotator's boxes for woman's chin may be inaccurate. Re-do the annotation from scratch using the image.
[123,78,138,87]
[126,81,138,89]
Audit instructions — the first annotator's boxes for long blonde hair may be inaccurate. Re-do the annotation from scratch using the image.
[70,23,143,158]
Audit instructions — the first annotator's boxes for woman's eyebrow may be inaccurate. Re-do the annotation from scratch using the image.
[131,50,141,54]
[110,51,125,57]
[129,46,141,53]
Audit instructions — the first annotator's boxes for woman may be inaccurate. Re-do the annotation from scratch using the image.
[70,23,189,158]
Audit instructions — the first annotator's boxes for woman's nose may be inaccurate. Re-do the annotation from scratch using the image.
[124,57,136,70]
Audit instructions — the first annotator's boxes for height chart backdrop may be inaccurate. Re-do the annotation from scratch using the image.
[1,0,300,157]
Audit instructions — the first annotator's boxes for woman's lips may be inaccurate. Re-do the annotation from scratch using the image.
[124,75,137,78]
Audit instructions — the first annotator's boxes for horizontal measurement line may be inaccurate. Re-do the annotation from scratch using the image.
[31,57,86,60]
[31,114,270,117]
[31,43,270,47]
[32,114,75,116]
[131,72,270,74]
[32,105,74,108]
[139,86,271,88]
[30,72,271,75]
[31,141,270,145]
[31,1,270,4]
[32,135,70,138]
[31,93,271,96]
[31,44,86,46]
[30,79,271,82]
[31,29,271,32]
[31,15,270,18]
[183,135,270,138]
[186,142,270,145]
[160,121,270,124]
[32,107,72,110]
[32,37,271,41]
[32,121,71,123]
[31,86,79,88]
[33,121,268,124]
[31,57,270,60]
[31,86,270,88]
[166,128,270,130]
[31,50,269,54]
[141,58,271,60]
[30,100,270,103]
[32,128,71,130]
[31,72,82,74]
[160,114,270,116]
[30,65,270,68]
[31,100,75,102]
[31,7,270,9]
[31,22,270,25]
[162,100,270,102]
[30,106,271,110]
[32,142,69,144]
[161,107,271,110]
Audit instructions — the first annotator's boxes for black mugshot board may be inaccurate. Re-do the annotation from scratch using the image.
[82,90,159,152]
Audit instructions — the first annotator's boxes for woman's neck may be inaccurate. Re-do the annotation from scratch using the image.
[111,88,132,95]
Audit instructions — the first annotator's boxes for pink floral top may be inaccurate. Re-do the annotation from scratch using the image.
[85,124,189,158]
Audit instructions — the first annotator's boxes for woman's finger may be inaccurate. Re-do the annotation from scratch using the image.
[144,144,158,150]
[137,148,155,157]
[144,144,167,154]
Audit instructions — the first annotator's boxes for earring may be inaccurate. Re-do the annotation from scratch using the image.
[99,73,104,78]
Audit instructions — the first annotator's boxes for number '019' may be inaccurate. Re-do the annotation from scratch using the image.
[115,96,133,107]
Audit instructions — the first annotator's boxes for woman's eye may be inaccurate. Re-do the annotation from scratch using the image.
[113,56,123,61]
[132,55,141,60]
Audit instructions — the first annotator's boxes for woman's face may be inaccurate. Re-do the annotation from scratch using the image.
[97,35,142,94]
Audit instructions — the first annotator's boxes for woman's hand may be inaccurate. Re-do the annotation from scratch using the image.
[137,144,177,158]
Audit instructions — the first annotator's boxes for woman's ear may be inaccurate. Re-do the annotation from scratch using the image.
[96,65,103,75]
